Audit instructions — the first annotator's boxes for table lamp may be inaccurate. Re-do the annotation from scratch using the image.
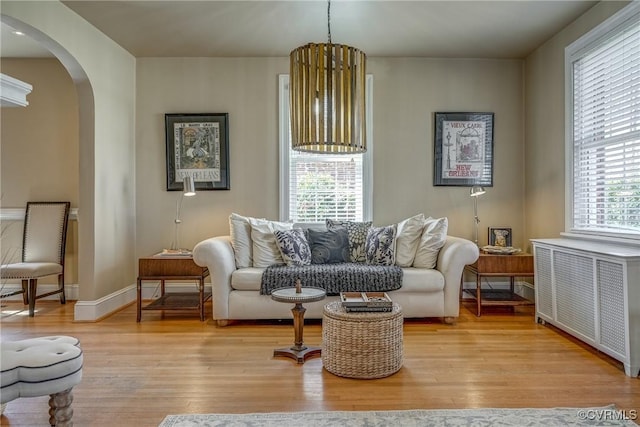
[171,176,196,251]
[470,186,486,246]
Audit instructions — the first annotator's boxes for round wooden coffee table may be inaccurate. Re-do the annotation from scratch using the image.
[271,286,326,364]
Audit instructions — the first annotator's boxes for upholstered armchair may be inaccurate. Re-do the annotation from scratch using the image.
[0,202,70,317]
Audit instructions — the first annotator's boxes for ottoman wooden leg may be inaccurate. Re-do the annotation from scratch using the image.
[48,388,74,427]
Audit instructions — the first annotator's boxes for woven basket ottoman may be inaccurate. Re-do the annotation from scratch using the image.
[322,301,403,379]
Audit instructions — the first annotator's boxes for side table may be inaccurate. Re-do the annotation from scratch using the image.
[137,254,211,322]
[270,286,326,364]
[463,252,534,316]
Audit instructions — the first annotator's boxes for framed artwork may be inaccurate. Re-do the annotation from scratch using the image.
[165,113,230,191]
[433,112,494,187]
[488,227,512,247]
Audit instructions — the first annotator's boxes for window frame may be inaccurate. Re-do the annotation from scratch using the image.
[278,74,373,225]
[564,1,640,243]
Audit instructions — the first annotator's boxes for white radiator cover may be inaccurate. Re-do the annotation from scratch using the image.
[531,238,640,377]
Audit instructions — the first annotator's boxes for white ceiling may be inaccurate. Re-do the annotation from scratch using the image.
[1,1,601,59]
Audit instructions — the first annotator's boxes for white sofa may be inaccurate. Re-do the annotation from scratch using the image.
[193,234,479,326]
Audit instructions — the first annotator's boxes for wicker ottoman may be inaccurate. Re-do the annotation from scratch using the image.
[322,301,403,379]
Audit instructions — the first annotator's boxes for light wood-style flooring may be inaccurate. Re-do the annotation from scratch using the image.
[0,300,638,426]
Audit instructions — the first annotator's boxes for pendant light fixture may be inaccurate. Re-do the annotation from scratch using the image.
[289,0,367,153]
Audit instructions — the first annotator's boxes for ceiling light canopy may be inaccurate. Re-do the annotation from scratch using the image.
[289,0,367,154]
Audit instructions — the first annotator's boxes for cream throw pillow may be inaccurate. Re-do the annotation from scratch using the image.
[249,218,293,267]
[229,213,266,268]
[413,217,448,269]
[395,213,426,267]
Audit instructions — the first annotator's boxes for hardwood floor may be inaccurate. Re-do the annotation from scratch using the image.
[1,299,638,426]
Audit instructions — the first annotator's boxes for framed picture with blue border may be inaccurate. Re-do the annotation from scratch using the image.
[433,112,494,187]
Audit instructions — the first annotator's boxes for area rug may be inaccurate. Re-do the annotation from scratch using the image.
[159,405,638,426]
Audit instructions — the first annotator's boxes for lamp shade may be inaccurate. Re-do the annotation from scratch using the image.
[470,186,486,197]
[289,42,367,153]
[183,176,196,196]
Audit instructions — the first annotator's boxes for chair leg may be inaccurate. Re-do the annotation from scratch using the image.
[28,279,37,317]
[58,273,66,305]
[21,280,29,305]
[48,388,74,427]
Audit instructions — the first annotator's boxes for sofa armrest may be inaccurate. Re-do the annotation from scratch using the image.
[436,235,480,318]
[193,235,236,321]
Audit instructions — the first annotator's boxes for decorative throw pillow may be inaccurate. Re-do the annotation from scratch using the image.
[365,224,397,266]
[413,217,448,269]
[326,219,372,263]
[274,229,312,266]
[229,213,266,268]
[394,213,426,267]
[307,228,350,264]
[249,218,293,268]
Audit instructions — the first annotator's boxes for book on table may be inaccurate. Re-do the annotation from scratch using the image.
[155,249,192,257]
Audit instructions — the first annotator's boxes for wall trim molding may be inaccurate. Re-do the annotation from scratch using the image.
[1,207,78,221]
[73,282,208,322]
[74,285,136,321]
[0,73,33,107]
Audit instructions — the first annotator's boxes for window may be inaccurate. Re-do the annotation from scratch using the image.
[278,74,373,224]
[566,2,640,240]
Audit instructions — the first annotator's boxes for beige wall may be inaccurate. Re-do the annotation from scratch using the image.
[136,57,525,252]
[0,58,79,284]
[524,1,629,247]
[2,1,136,304]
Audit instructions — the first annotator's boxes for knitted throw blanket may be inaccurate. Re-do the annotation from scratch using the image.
[260,263,403,296]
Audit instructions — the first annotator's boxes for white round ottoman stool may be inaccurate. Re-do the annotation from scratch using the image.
[1,336,83,427]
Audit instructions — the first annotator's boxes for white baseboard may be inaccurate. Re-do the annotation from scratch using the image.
[73,282,209,322]
[73,285,137,321]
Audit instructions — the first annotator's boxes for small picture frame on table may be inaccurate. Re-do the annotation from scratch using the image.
[165,113,230,191]
[488,227,512,247]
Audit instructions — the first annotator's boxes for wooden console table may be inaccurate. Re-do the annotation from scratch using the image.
[463,252,534,316]
[137,255,210,322]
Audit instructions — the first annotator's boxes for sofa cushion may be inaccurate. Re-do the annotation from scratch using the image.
[274,228,312,266]
[326,219,372,263]
[249,218,293,267]
[413,217,448,269]
[307,228,350,264]
[230,266,444,293]
[229,213,264,268]
[395,213,426,267]
[366,224,397,265]
[231,267,266,291]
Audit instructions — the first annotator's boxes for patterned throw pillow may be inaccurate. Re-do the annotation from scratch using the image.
[307,228,350,264]
[365,224,397,266]
[326,219,373,263]
[274,229,312,266]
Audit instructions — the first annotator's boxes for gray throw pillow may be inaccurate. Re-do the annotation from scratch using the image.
[274,228,312,266]
[307,228,350,264]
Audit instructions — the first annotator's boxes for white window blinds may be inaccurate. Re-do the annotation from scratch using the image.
[278,75,373,224]
[568,4,640,236]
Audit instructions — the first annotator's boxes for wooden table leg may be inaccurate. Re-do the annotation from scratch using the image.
[273,302,321,364]
[476,273,482,317]
[136,278,142,322]
[199,277,205,321]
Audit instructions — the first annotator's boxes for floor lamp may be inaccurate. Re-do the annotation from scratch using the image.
[171,176,196,251]
[470,186,486,246]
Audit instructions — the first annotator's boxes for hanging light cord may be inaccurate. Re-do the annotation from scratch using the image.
[327,0,332,44]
